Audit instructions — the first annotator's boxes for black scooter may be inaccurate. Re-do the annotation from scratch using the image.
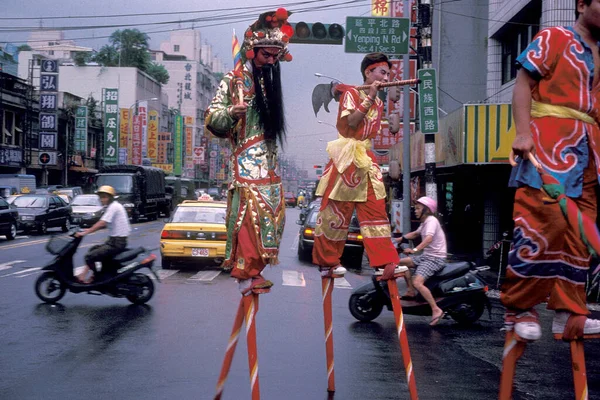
[34,231,159,305]
[349,260,492,325]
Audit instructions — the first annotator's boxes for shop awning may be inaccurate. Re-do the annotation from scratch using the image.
[69,166,99,174]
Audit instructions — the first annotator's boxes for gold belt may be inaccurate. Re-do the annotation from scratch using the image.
[326,135,372,174]
[531,100,596,125]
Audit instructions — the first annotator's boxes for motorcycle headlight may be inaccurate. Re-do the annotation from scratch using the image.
[123,203,134,208]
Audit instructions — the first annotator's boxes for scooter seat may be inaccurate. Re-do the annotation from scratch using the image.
[437,261,471,279]
[113,247,146,263]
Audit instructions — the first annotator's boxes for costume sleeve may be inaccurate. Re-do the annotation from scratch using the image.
[205,72,236,138]
[339,89,358,119]
[516,27,571,80]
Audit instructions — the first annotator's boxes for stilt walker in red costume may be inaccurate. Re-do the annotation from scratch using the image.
[312,53,417,398]
[205,8,294,400]
[500,1,600,398]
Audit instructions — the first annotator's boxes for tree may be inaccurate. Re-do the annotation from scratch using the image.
[109,29,151,70]
[73,51,92,66]
[146,63,170,84]
[16,44,32,52]
[94,45,119,67]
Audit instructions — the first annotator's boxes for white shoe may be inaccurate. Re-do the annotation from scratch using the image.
[552,311,600,335]
[374,265,409,276]
[514,311,542,341]
[320,265,347,277]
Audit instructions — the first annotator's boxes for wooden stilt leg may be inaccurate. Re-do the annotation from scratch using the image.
[321,277,336,392]
[387,277,419,400]
[499,331,527,400]
[570,340,588,400]
[214,298,246,400]
[243,294,261,400]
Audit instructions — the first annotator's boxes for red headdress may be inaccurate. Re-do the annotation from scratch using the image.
[242,8,294,63]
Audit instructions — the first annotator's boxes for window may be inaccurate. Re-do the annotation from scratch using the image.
[498,1,541,84]
[48,50,54,56]
[174,45,180,53]
[3,110,15,146]
[0,199,8,210]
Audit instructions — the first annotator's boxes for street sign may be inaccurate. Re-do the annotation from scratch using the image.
[417,68,439,134]
[39,151,57,166]
[345,17,410,54]
[39,132,57,150]
[41,60,58,73]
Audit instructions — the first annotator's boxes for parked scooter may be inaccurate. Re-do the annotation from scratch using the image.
[34,231,159,305]
[349,258,492,325]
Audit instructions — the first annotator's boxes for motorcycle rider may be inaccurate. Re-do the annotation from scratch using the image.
[75,185,131,283]
[395,196,447,325]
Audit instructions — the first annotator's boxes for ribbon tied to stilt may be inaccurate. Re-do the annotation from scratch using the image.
[326,135,372,174]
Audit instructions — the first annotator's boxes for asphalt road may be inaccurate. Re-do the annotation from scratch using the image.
[1,209,600,400]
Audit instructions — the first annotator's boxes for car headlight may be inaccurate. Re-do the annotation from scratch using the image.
[123,203,134,208]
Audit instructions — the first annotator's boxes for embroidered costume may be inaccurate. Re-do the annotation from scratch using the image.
[504,26,600,315]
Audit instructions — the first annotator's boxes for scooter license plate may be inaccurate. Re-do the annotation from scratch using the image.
[191,248,209,257]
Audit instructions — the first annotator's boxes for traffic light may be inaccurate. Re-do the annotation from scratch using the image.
[289,22,345,45]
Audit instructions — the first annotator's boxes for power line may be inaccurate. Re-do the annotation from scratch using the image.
[438,87,463,105]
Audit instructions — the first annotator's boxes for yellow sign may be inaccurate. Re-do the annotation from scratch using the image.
[148,110,159,161]
[464,104,515,164]
[371,0,390,16]
[184,116,194,126]
[185,127,193,157]
[119,109,130,150]
[152,163,173,174]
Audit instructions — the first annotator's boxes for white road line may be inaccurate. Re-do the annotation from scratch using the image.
[188,270,221,282]
[16,271,43,278]
[290,236,299,251]
[282,270,306,287]
[156,269,180,280]
[0,260,26,271]
[334,277,353,289]
[0,267,41,278]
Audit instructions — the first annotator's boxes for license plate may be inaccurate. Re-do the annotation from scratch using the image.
[191,248,209,257]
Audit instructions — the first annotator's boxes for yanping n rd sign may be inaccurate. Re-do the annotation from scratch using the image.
[418,68,439,134]
[345,17,410,54]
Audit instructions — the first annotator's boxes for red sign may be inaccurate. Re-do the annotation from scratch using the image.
[388,59,418,120]
[373,122,415,150]
[132,115,143,165]
[391,0,417,23]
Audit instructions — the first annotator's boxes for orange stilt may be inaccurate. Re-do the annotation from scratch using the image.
[243,293,261,400]
[214,298,245,400]
[321,277,336,392]
[386,276,419,400]
[498,331,526,400]
[570,340,588,400]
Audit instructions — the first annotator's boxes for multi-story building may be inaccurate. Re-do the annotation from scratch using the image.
[27,30,93,63]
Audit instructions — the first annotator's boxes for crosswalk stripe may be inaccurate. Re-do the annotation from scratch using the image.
[282,270,306,287]
[0,267,41,278]
[0,260,26,270]
[334,277,353,289]
[188,270,221,282]
[156,269,179,280]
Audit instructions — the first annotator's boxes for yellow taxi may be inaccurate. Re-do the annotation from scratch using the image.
[160,199,228,269]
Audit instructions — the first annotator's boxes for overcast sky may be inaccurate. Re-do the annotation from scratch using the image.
[2,0,378,172]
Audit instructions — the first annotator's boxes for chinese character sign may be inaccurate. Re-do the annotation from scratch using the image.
[391,0,417,22]
[371,0,390,16]
[74,106,88,154]
[119,108,130,152]
[103,88,119,164]
[132,115,143,165]
[157,132,170,164]
[148,110,159,162]
[173,115,183,176]
[185,126,193,157]
[138,101,148,157]
[38,63,58,160]
[417,69,439,134]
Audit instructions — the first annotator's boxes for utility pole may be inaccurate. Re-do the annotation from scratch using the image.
[401,0,412,233]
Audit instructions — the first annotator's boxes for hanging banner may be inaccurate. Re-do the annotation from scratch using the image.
[138,101,148,157]
[157,132,171,164]
[74,106,88,154]
[103,88,119,165]
[119,109,130,162]
[148,110,159,162]
[132,115,143,166]
[173,115,183,176]
[185,126,193,157]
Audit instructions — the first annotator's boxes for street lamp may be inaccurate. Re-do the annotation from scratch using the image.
[127,97,159,165]
[314,72,342,83]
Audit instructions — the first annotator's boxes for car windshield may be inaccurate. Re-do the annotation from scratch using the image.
[71,195,101,206]
[96,175,133,194]
[171,206,226,224]
[57,190,74,197]
[14,196,47,208]
[307,210,319,225]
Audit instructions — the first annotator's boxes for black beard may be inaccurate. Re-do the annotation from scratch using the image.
[252,62,286,147]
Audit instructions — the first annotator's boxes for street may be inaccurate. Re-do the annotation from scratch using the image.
[1,208,600,400]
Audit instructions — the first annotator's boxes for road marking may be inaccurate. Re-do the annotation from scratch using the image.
[15,235,29,239]
[188,270,221,282]
[282,270,306,287]
[156,269,179,280]
[334,277,353,289]
[0,260,26,271]
[16,270,43,278]
[290,236,299,251]
[0,238,49,250]
[0,267,41,278]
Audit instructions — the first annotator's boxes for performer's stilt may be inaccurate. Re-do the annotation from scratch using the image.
[321,276,336,392]
[214,298,245,400]
[382,274,419,400]
[498,331,526,400]
[243,293,261,400]
[570,340,588,400]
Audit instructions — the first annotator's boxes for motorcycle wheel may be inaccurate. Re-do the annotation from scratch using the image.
[126,273,154,305]
[448,297,485,325]
[349,293,383,322]
[35,272,66,304]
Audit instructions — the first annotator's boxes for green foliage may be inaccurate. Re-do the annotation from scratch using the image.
[73,52,92,66]
[146,62,170,84]
[109,29,151,70]
[16,44,32,52]
[94,45,119,67]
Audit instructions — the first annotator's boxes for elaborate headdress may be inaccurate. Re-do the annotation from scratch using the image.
[242,8,294,63]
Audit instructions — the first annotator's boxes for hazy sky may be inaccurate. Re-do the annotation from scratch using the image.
[2,0,377,171]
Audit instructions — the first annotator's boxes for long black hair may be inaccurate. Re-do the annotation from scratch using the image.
[252,61,287,147]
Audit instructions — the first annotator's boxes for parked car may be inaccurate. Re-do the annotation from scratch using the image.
[0,197,18,240]
[36,185,64,193]
[13,194,72,234]
[0,186,18,198]
[160,199,228,269]
[56,187,83,199]
[284,192,296,207]
[296,204,364,268]
[70,194,104,227]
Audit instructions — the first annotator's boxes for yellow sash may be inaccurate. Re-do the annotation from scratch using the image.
[326,135,372,174]
[531,100,596,125]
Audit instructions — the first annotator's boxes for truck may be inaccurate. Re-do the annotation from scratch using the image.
[0,174,37,197]
[165,176,196,208]
[95,165,170,222]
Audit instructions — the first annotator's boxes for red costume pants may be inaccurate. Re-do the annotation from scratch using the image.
[501,163,597,315]
[229,211,267,281]
[312,181,399,269]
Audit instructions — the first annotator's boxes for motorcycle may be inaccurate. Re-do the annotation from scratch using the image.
[34,231,159,305]
[349,260,492,325]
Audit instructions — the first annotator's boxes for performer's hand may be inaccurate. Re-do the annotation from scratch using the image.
[512,132,535,160]
[368,81,382,99]
[230,104,248,120]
